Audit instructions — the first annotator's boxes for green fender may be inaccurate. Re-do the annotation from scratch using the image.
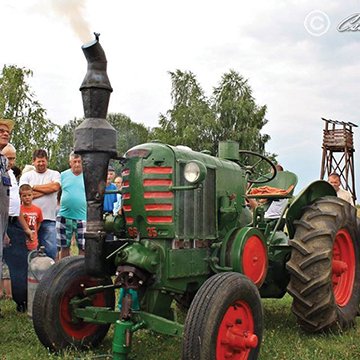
[286,180,336,238]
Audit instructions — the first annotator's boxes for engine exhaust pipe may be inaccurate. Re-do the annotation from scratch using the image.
[74,33,117,276]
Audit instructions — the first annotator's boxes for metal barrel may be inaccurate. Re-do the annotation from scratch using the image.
[27,248,55,318]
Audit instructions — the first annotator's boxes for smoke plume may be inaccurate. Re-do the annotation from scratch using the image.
[50,0,92,43]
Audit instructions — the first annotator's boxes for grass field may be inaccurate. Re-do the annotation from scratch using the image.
[1,294,360,360]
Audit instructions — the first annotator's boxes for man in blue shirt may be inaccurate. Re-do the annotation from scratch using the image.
[56,152,86,258]
[103,167,118,241]
[103,166,117,214]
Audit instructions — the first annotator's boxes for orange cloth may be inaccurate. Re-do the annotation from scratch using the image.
[248,185,294,196]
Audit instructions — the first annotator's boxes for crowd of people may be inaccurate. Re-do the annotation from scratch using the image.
[0,118,123,315]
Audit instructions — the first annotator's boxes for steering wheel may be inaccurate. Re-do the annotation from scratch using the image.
[237,150,277,184]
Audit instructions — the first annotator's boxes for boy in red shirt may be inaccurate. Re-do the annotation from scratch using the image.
[19,184,43,251]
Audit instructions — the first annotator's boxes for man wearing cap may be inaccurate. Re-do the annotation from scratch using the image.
[0,119,14,298]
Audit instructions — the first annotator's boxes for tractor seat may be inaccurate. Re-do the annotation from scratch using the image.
[247,171,298,200]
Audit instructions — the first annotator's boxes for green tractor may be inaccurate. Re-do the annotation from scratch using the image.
[32,37,360,360]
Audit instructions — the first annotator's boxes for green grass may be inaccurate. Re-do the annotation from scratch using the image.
[1,295,360,359]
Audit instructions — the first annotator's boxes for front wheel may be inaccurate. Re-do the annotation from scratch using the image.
[287,196,360,332]
[182,272,263,360]
[32,256,115,351]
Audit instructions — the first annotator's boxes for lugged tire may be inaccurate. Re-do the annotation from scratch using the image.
[287,196,360,332]
[32,256,115,351]
[182,272,263,360]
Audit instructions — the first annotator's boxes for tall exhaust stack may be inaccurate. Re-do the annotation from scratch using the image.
[74,33,117,276]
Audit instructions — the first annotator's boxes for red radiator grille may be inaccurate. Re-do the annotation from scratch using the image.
[143,167,173,174]
[126,216,134,224]
[144,192,173,199]
[123,165,174,227]
[143,166,173,224]
[144,204,173,211]
[147,216,173,224]
[143,179,173,186]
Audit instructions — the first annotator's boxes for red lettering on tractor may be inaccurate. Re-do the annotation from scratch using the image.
[147,227,158,238]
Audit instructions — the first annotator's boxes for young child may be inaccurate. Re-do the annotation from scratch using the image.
[19,184,43,251]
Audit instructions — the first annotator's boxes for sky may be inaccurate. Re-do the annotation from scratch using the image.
[1,0,360,198]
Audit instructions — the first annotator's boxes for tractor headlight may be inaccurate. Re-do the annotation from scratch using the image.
[184,161,207,184]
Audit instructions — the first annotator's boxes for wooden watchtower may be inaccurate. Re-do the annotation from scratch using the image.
[320,118,357,202]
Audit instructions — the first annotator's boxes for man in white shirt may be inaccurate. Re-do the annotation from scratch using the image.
[20,149,61,259]
[328,173,354,206]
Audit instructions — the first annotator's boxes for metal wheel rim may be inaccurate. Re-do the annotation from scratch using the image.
[216,300,258,360]
[59,276,106,339]
[332,229,355,307]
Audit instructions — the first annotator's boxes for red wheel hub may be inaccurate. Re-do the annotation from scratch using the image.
[60,276,107,339]
[242,235,267,287]
[332,229,355,307]
[216,300,257,360]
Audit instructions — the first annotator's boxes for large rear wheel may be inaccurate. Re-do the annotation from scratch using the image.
[32,256,115,351]
[182,272,263,360]
[287,196,360,332]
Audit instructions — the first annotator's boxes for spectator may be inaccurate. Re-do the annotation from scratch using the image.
[2,143,33,312]
[0,119,13,308]
[107,165,116,183]
[114,175,122,189]
[275,164,284,172]
[0,151,11,303]
[113,176,123,216]
[103,168,117,241]
[103,167,117,215]
[0,119,13,300]
[56,152,86,259]
[264,164,288,219]
[20,184,43,252]
[328,172,354,206]
[247,164,288,219]
[19,149,61,260]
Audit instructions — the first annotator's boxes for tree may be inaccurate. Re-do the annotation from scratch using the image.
[152,69,273,157]
[0,65,59,168]
[107,113,149,157]
[51,113,149,174]
[52,117,83,172]
[212,70,269,154]
[151,70,216,151]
